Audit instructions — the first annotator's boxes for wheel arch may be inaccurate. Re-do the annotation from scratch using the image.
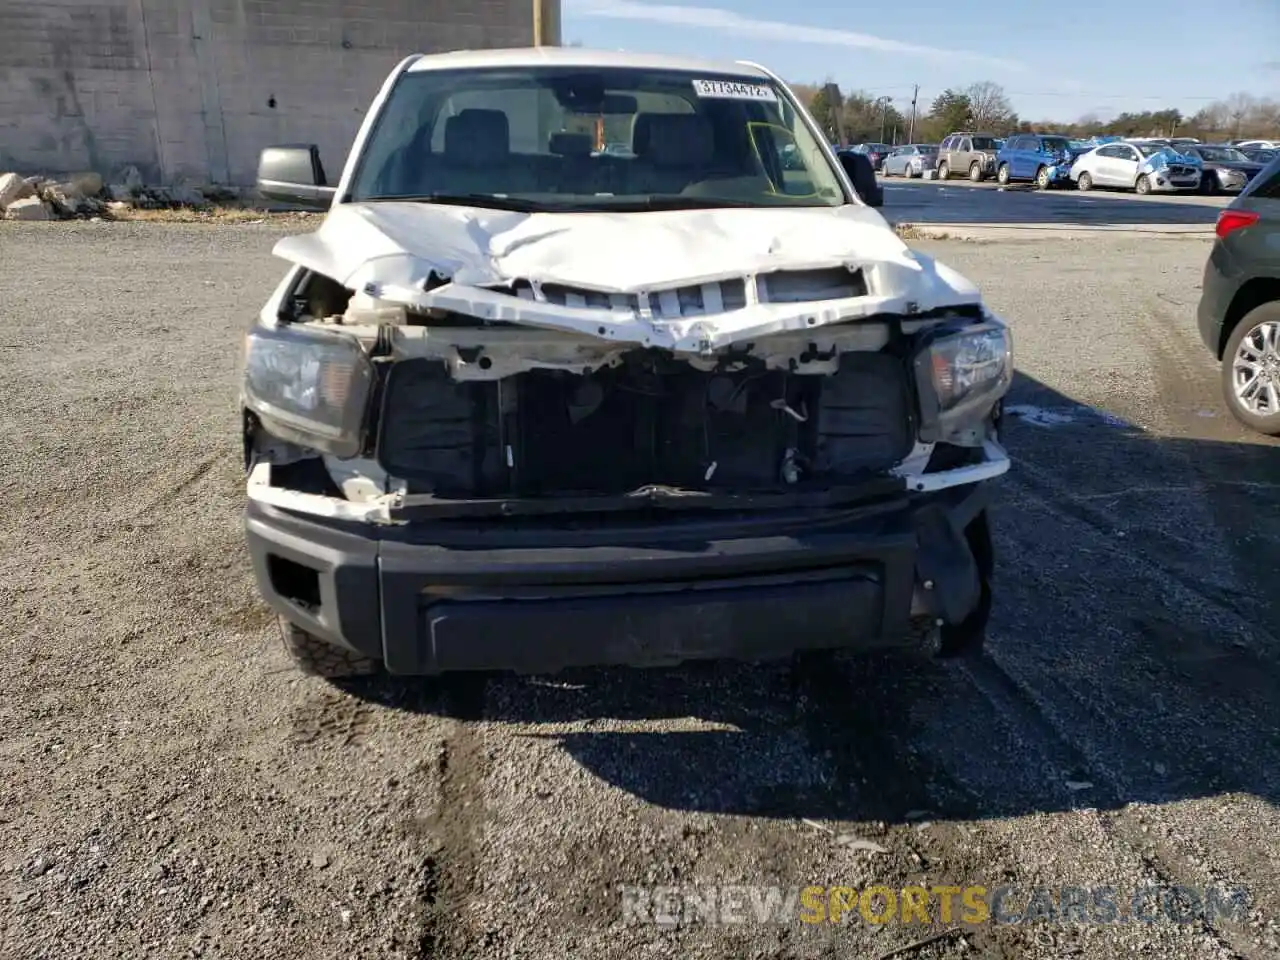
[1220,278,1280,359]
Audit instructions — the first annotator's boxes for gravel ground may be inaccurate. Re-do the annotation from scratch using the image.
[2,221,1279,960]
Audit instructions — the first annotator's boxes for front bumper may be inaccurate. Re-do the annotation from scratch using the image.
[245,474,996,675]
[1043,162,1075,184]
[1147,172,1201,192]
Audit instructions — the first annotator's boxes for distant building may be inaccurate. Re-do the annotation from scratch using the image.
[0,0,561,185]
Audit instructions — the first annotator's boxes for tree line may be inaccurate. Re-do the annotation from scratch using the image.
[789,81,1280,145]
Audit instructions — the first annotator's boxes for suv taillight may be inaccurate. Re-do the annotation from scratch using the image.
[1216,210,1259,239]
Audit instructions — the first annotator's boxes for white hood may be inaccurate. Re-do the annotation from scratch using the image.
[273,202,982,353]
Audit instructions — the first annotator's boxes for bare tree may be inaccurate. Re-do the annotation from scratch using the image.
[1225,92,1255,138]
[964,81,1016,131]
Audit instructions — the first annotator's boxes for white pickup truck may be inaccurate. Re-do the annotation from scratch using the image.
[239,46,1013,679]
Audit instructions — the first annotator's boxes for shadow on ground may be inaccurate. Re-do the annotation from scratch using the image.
[345,371,1280,826]
[882,178,1225,226]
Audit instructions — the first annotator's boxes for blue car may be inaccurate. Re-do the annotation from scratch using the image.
[995,133,1078,188]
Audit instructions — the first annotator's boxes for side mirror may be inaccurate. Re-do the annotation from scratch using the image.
[838,151,883,208]
[256,145,336,209]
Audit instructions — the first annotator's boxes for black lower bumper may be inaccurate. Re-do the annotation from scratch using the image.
[245,484,991,675]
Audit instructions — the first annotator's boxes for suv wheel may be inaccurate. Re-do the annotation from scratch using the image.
[1222,302,1280,436]
[938,161,950,180]
[279,616,381,678]
[996,163,1010,185]
[1035,166,1051,189]
[969,161,983,182]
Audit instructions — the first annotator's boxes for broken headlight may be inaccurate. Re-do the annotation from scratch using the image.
[913,320,1012,441]
[241,323,374,458]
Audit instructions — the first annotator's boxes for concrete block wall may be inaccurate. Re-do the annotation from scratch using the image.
[0,0,552,186]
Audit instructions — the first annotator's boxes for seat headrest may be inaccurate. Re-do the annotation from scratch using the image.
[549,132,594,158]
[632,113,715,168]
[444,109,510,165]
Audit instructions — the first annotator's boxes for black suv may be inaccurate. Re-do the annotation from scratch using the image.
[1196,155,1280,435]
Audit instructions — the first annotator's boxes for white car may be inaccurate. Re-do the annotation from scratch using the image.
[1236,139,1278,150]
[1069,141,1201,194]
[241,47,1013,678]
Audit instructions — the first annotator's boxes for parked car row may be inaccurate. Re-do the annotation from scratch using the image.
[863,129,1275,196]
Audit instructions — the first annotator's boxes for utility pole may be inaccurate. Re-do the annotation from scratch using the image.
[875,96,891,144]
[823,82,846,147]
[907,84,919,143]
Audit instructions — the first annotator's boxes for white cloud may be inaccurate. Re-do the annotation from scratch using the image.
[566,0,1026,73]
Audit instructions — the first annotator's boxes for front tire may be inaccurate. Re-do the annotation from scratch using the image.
[1076,171,1093,191]
[1135,174,1152,195]
[280,617,380,678]
[969,161,983,182]
[938,161,950,180]
[1221,302,1280,436]
[936,510,994,659]
[997,163,1011,185]
[1035,165,1051,189]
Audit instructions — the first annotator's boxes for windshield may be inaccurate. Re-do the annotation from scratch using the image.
[1134,144,1168,157]
[348,66,847,210]
[1041,137,1071,152]
[971,137,999,150]
[1196,147,1250,163]
[916,144,939,154]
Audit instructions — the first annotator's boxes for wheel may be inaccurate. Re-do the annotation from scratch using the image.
[1221,302,1280,436]
[996,163,1011,185]
[1035,165,1051,189]
[969,161,983,182]
[279,616,380,678]
[882,164,892,178]
[935,510,993,658]
[1076,171,1093,191]
[937,161,950,180]
[1135,174,1152,195]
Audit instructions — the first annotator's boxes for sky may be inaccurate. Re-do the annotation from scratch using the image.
[562,0,1280,122]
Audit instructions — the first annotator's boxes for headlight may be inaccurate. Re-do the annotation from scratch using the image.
[242,323,374,458]
[913,320,1013,441]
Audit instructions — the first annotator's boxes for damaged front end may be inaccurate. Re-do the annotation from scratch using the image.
[242,232,1012,673]
[244,255,1010,520]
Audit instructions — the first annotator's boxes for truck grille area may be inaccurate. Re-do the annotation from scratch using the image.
[375,352,914,500]
[506,267,865,318]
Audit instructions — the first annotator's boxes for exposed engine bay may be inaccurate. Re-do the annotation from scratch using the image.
[377,349,913,498]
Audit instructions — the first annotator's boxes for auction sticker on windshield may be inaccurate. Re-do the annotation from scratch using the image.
[692,79,778,101]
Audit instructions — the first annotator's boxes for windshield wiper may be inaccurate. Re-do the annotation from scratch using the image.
[365,193,547,212]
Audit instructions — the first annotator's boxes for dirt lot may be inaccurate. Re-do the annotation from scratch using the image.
[2,222,1279,960]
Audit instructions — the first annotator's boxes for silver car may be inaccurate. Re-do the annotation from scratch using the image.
[881,144,938,178]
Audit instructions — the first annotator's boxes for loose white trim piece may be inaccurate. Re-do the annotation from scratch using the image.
[897,440,1011,493]
[246,461,397,523]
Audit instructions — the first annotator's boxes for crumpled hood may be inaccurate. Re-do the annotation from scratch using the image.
[272,201,983,351]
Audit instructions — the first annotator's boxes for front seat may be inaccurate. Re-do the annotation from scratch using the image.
[441,108,522,194]
[630,113,716,195]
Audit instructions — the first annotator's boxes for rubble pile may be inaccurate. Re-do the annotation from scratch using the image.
[0,166,243,221]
